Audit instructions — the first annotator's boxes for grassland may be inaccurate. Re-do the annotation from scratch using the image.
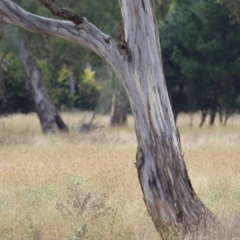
[0,112,240,239]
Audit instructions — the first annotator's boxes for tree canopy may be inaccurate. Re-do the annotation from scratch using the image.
[0,0,239,125]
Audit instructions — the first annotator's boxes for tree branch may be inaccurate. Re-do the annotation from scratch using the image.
[0,0,122,68]
[39,0,83,25]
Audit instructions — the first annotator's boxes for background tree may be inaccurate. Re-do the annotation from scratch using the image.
[0,0,122,114]
[109,85,130,126]
[160,0,240,126]
[0,24,69,132]
[0,29,33,114]
[1,0,239,122]
[18,38,69,132]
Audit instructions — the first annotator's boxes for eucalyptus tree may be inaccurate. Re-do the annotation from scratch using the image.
[0,24,68,132]
[168,0,240,126]
[18,37,69,132]
[0,0,216,238]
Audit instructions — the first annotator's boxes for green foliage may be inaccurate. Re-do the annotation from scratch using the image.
[77,68,102,110]
[53,64,74,110]
[1,0,240,118]
[36,59,52,88]
[1,52,33,113]
[161,0,240,117]
[221,0,240,23]
[155,0,177,20]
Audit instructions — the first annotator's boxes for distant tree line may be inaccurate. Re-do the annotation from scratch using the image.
[0,0,239,127]
[160,0,240,126]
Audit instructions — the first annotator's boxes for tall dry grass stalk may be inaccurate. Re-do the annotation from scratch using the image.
[0,112,240,239]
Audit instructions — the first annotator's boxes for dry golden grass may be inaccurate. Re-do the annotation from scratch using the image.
[0,112,240,239]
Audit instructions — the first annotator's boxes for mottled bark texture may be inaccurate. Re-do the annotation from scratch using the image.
[118,1,216,238]
[19,39,68,133]
[0,0,216,238]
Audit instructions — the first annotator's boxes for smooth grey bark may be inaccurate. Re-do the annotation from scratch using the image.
[118,2,216,238]
[19,39,68,133]
[0,0,216,238]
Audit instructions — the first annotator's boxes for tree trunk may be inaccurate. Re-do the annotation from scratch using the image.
[223,111,230,126]
[173,109,179,124]
[209,110,216,126]
[0,0,216,237]
[199,110,208,127]
[19,39,68,133]
[117,2,216,238]
[218,107,223,125]
[110,92,129,126]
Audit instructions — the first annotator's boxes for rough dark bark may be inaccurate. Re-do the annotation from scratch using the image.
[0,0,217,238]
[19,39,68,133]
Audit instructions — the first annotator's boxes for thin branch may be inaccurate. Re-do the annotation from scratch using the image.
[39,0,83,25]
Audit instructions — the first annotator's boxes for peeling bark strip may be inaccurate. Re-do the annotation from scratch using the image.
[39,0,83,25]
[117,22,132,62]
[0,0,216,238]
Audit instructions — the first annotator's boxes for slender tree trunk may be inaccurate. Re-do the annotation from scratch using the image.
[218,107,223,125]
[199,110,208,127]
[218,107,230,127]
[19,39,68,133]
[173,109,179,124]
[0,0,216,237]
[209,110,216,126]
[80,111,96,132]
[223,111,230,126]
[110,92,129,126]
